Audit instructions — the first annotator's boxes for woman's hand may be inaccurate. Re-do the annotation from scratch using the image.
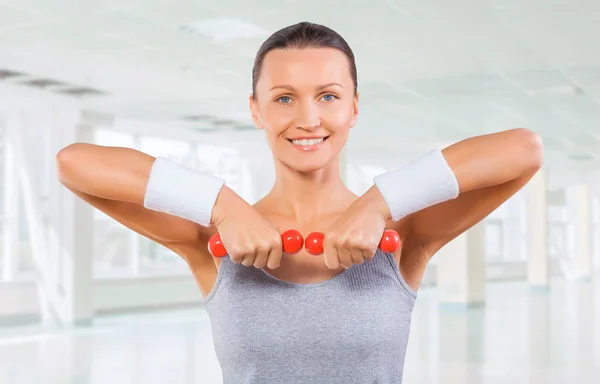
[322,186,392,269]
[211,186,283,269]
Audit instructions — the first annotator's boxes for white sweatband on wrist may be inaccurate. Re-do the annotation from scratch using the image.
[143,157,225,227]
[373,148,460,221]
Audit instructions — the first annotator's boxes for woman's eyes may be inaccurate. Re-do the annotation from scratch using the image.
[275,94,338,104]
[277,96,292,104]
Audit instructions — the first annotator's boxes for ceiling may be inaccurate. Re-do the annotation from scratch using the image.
[1,0,600,172]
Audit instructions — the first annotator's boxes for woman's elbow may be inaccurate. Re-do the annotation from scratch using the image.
[55,143,86,184]
[516,128,544,171]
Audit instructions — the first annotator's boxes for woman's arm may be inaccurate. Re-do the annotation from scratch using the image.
[401,127,544,256]
[56,143,214,247]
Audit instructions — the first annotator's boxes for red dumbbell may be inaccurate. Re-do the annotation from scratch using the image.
[304,229,401,256]
[207,229,304,258]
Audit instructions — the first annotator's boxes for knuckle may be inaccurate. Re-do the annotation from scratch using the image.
[362,243,377,253]
[241,257,254,267]
[346,238,361,249]
[230,255,243,263]
[229,248,244,261]
[255,242,269,253]
[324,232,337,244]
[271,235,282,247]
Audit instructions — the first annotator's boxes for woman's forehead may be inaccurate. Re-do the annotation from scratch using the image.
[258,48,353,90]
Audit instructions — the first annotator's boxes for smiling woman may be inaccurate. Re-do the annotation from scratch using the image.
[250,46,358,173]
[56,20,543,384]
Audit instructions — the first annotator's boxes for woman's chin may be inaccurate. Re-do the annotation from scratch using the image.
[284,155,335,173]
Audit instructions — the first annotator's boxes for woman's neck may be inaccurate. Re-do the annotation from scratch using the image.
[263,159,358,224]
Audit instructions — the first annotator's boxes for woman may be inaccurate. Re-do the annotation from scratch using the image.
[57,22,543,383]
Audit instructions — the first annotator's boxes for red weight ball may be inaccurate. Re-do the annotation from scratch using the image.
[305,232,325,256]
[378,229,401,253]
[208,234,227,258]
[281,229,304,254]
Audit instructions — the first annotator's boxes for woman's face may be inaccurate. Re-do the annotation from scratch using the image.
[250,47,359,173]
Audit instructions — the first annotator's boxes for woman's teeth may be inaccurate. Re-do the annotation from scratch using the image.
[291,138,324,146]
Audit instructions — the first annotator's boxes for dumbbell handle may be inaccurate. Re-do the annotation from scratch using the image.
[208,229,400,257]
[304,229,400,256]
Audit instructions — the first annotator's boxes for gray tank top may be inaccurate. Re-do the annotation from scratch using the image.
[203,250,417,384]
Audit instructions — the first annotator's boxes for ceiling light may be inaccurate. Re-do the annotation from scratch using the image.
[55,87,109,97]
[0,69,26,79]
[20,78,68,88]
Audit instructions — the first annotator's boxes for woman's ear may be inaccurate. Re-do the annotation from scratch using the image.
[249,94,264,129]
[349,92,359,128]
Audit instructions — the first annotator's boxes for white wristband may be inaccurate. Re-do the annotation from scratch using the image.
[143,157,225,227]
[373,149,459,221]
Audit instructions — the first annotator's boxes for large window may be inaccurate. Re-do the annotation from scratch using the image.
[484,219,504,261]
[547,205,568,261]
[18,198,34,276]
[0,121,4,280]
[482,192,526,263]
[592,197,600,268]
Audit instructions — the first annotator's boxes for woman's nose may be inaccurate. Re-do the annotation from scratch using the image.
[295,102,321,130]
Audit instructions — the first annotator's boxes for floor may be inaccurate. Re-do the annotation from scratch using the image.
[0,278,598,384]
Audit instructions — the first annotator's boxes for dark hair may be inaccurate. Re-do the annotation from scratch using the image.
[252,22,358,97]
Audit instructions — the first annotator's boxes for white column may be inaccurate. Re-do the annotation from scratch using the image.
[2,113,19,281]
[594,196,600,272]
[567,184,593,280]
[339,147,348,185]
[527,168,549,288]
[436,221,486,308]
[505,194,525,262]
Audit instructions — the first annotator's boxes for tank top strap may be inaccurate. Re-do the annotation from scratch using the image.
[378,251,418,299]
[202,256,239,305]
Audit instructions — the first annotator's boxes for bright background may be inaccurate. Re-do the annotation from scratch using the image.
[0,0,599,383]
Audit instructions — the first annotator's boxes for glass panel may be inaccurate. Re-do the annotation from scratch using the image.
[594,226,600,268]
[485,221,503,261]
[0,121,5,219]
[93,219,133,277]
[0,121,4,280]
[17,195,34,278]
[548,223,567,260]
[0,227,3,280]
[138,237,187,275]
[94,129,136,148]
[196,143,245,197]
[139,136,194,166]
